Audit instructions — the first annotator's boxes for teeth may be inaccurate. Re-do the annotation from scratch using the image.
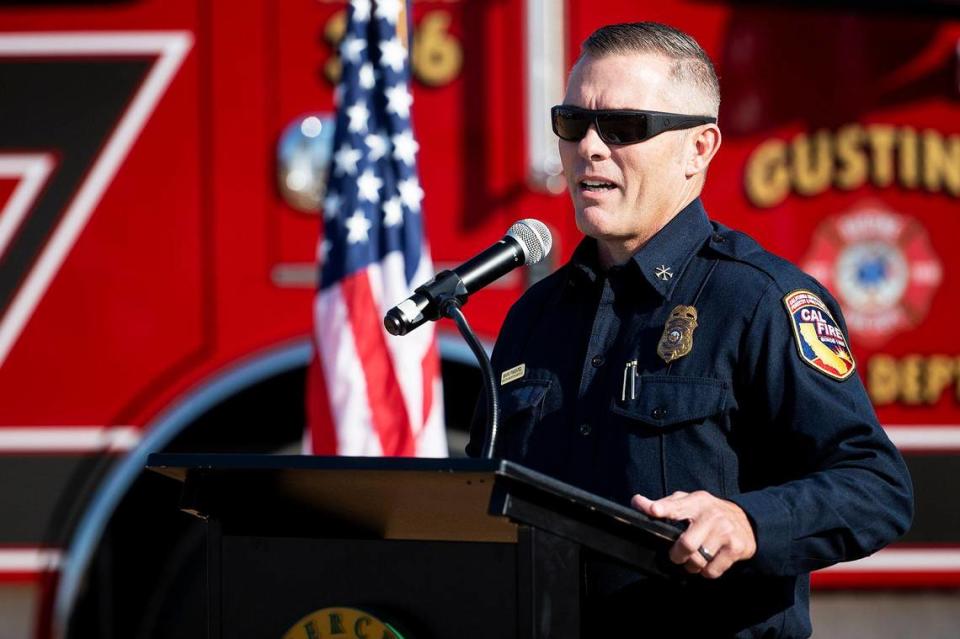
[581,180,614,189]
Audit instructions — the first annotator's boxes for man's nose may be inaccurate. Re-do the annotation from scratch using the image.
[578,124,611,162]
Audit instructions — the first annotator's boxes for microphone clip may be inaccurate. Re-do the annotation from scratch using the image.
[418,269,470,317]
[383,269,468,336]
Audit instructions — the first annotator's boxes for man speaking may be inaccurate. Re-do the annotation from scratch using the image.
[468,22,912,637]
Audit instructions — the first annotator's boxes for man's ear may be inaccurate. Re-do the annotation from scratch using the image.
[685,124,721,178]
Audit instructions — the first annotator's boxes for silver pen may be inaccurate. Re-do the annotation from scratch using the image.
[622,359,638,401]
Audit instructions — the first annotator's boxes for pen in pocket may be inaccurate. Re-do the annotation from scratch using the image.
[621,360,638,401]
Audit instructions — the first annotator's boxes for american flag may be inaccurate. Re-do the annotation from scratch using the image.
[305,0,447,457]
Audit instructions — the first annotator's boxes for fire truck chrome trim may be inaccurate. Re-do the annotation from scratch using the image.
[884,426,960,452]
[822,548,960,572]
[0,427,139,454]
[524,0,566,194]
[0,548,62,574]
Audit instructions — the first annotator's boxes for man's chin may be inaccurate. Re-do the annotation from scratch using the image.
[575,206,619,239]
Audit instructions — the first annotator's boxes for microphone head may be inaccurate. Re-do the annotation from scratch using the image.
[506,219,552,265]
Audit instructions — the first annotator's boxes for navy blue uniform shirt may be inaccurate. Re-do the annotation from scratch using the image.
[468,198,913,638]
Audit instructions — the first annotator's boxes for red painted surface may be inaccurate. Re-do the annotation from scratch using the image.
[0,0,958,598]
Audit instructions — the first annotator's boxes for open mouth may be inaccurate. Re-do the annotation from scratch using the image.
[579,179,617,192]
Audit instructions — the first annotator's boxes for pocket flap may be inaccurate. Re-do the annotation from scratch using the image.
[611,375,726,427]
[499,379,551,416]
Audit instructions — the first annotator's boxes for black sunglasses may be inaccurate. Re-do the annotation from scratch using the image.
[551,105,716,145]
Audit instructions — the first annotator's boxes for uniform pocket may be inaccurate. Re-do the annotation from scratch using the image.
[496,379,551,459]
[611,375,726,426]
[612,375,730,496]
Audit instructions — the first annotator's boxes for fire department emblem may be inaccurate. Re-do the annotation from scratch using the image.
[783,290,856,381]
[801,206,942,345]
[283,607,406,639]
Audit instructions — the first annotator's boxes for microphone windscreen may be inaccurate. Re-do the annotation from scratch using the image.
[506,219,552,265]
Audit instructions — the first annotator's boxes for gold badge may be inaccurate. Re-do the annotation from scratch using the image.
[657,305,698,364]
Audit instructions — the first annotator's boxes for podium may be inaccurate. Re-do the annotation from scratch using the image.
[147,454,684,639]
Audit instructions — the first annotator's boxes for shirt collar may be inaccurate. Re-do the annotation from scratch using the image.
[564,198,712,299]
[631,197,712,299]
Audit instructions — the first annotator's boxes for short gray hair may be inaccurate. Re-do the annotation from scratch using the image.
[579,22,720,116]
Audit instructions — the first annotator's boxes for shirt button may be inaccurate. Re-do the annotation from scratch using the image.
[651,407,668,420]
[591,355,605,368]
[579,423,592,436]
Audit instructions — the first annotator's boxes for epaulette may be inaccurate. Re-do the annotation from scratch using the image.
[705,222,817,293]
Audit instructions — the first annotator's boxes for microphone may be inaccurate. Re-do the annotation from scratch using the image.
[384,219,552,336]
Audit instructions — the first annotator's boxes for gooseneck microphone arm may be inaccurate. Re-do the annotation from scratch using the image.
[441,300,499,459]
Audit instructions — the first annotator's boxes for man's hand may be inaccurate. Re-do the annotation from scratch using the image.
[631,491,757,579]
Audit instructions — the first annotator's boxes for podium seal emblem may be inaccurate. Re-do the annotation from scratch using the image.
[283,607,406,639]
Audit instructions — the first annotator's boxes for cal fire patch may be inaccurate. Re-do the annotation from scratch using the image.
[783,290,856,381]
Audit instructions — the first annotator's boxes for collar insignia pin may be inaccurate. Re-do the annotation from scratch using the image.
[655,265,673,281]
[657,305,698,364]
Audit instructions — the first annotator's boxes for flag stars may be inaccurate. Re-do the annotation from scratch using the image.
[323,192,342,219]
[379,37,407,73]
[345,210,372,244]
[399,177,424,213]
[341,34,366,65]
[346,101,370,133]
[357,169,384,202]
[385,84,413,119]
[365,132,389,161]
[334,144,362,176]
[351,0,372,22]
[392,130,419,165]
[374,0,402,23]
[358,62,376,90]
[382,197,403,227]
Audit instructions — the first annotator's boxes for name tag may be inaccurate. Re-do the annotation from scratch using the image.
[500,364,525,386]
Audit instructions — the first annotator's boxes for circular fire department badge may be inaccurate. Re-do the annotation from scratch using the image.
[282,607,406,639]
[800,205,941,345]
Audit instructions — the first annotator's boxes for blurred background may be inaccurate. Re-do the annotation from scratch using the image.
[0,0,959,637]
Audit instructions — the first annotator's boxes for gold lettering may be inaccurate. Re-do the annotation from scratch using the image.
[791,131,832,196]
[834,124,867,190]
[866,125,896,187]
[744,138,790,207]
[868,355,899,405]
[323,10,348,85]
[900,355,923,404]
[924,355,955,404]
[898,127,919,188]
[413,11,463,86]
[324,10,463,88]
[922,130,960,195]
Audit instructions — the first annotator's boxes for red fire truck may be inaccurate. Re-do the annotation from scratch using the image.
[0,0,958,636]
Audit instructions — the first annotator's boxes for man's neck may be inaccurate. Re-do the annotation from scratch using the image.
[596,191,701,270]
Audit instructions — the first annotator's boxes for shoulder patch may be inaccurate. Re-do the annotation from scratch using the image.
[783,289,856,381]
